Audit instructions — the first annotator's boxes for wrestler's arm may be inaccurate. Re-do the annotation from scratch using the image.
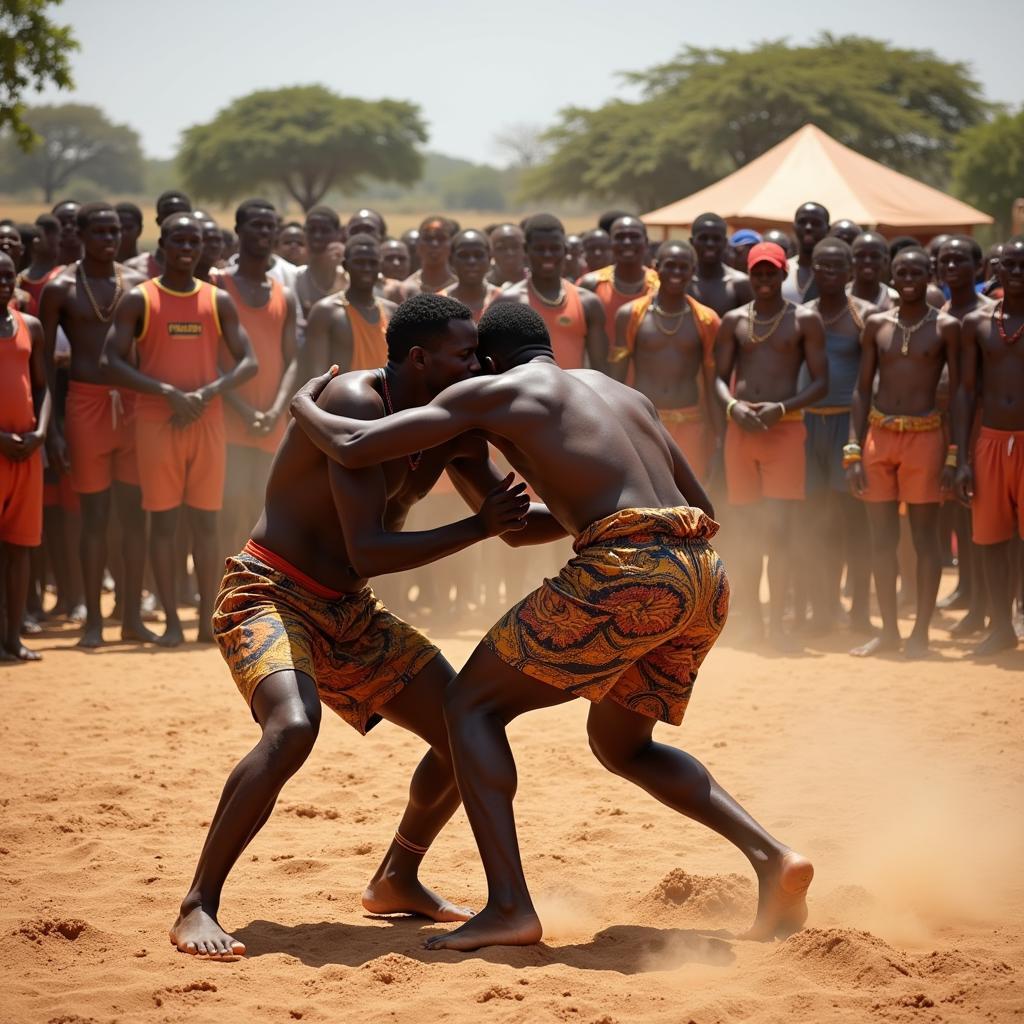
[580,288,610,374]
[954,312,980,502]
[846,315,882,497]
[780,307,829,412]
[938,313,962,494]
[291,373,507,470]
[303,297,350,380]
[607,302,633,383]
[444,436,568,547]
[206,290,258,400]
[27,316,51,444]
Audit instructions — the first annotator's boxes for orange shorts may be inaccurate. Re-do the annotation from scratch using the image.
[0,451,43,547]
[860,421,944,506]
[135,407,225,513]
[213,540,440,734]
[43,468,79,511]
[658,407,708,481]
[971,427,1024,545]
[725,417,806,505]
[484,507,729,726]
[65,380,139,494]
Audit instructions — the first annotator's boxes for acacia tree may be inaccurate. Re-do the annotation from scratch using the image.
[953,109,1024,235]
[525,35,991,209]
[0,103,144,201]
[178,86,427,210]
[0,0,77,148]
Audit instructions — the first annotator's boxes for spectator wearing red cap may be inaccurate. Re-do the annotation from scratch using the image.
[711,241,829,650]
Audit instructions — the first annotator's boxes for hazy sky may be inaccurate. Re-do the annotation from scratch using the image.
[35,0,1024,165]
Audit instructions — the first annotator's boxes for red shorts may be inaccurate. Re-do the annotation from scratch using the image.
[65,381,139,494]
[725,417,806,505]
[43,469,79,511]
[135,409,226,513]
[659,407,708,481]
[860,422,944,506]
[0,451,43,547]
[971,427,1024,545]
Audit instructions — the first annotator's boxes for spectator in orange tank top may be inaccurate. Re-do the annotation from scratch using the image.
[102,213,257,647]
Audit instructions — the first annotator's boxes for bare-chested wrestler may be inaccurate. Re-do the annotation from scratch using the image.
[304,236,396,376]
[444,230,502,322]
[716,242,828,648]
[384,218,457,302]
[168,293,552,958]
[955,236,1024,655]
[217,199,300,563]
[578,216,659,342]
[492,214,608,372]
[580,227,611,275]
[102,213,257,646]
[294,207,347,320]
[611,241,719,480]
[801,238,876,634]
[38,203,154,648]
[291,301,814,952]
[484,224,526,288]
[782,203,830,304]
[937,236,996,637]
[688,212,754,316]
[846,247,960,658]
[848,232,898,312]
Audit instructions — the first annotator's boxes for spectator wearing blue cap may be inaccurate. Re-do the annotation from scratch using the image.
[729,228,762,273]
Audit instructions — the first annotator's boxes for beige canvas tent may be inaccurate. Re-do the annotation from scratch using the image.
[642,124,992,240]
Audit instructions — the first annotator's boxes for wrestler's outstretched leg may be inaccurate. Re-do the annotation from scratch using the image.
[170,670,321,959]
[586,700,812,941]
[425,645,575,952]
[363,654,473,922]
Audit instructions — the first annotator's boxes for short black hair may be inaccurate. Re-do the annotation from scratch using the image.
[598,209,633,233]
[581,227,609,242]
[889,235,920,260]
[419,215,457,237]
[279,220,304,234]
[343,234,379,257]
[656,239,696,262]
[52,198,81,213]
[385,294,473,363]
[306,205,340,231]
[812,237,852,262]
[891,245,930,268]
[76,201,118,231]
[452,228,490,254]
[34,213,60,233]
[156,190,191,214]
[853,230,888,251]
[159,212,202,240]
[115,201,144,229]
[235,197,276,229]
[477,301,553,365]
[692,212,727,232]
[348,208,387,236]
[795,201,830,223]
[523,213,565,245]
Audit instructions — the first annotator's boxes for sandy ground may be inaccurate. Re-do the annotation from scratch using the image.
[2,586,1022,1024]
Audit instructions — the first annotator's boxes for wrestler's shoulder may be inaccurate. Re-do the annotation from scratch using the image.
[319,370,385,416]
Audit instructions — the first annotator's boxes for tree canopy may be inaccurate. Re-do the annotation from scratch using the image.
[178,86,428,211]
[524,35,991,210]
[0,103,144,202]
[953,109,1024,235]
[0,0,77,149]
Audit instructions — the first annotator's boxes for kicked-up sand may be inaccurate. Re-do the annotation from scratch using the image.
[1,591,1022,1024]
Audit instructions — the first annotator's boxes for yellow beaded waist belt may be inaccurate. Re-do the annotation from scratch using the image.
[807,405,850,416]
[657,406,703,426]
[780,409,805,422]
[868,407,942,433]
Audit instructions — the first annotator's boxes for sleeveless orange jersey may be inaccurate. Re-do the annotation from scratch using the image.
[17,266,63,318]
[134,279,223,422]
[0,310,36,433]
[218,275,288,452]
[592,265,660,341]
[528,281,588,370]
[349,303,389,371]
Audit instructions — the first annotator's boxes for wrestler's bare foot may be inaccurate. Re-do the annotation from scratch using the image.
[77,623,105,648]
[156,623,185,648]
[950,610,987,637]
[973,626,1019,657]
[741,850,814,942]
[121,618,158,644]
[903,632,932,659]
[169,905,245,960]
[362,875,473,922]
[850,633,901,657]
[424,903,542,951]
[3,640,41,661]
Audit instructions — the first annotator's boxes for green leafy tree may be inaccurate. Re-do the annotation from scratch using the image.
[0,103,144,202]
[441,165,507,210]
[178,85,427,211]
[0,0,77,148]
[953,109,1024,235]
[525,35,991,209]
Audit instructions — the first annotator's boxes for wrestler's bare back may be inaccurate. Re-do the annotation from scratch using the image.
[253,369,478,593]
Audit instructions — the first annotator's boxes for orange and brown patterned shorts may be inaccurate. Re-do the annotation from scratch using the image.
[213,540,440,734]
[484,506,729,726]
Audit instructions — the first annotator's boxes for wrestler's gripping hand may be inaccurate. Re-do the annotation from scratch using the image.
[477,473,530,537]
[293,365,339,408]
[954,463,974,507]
